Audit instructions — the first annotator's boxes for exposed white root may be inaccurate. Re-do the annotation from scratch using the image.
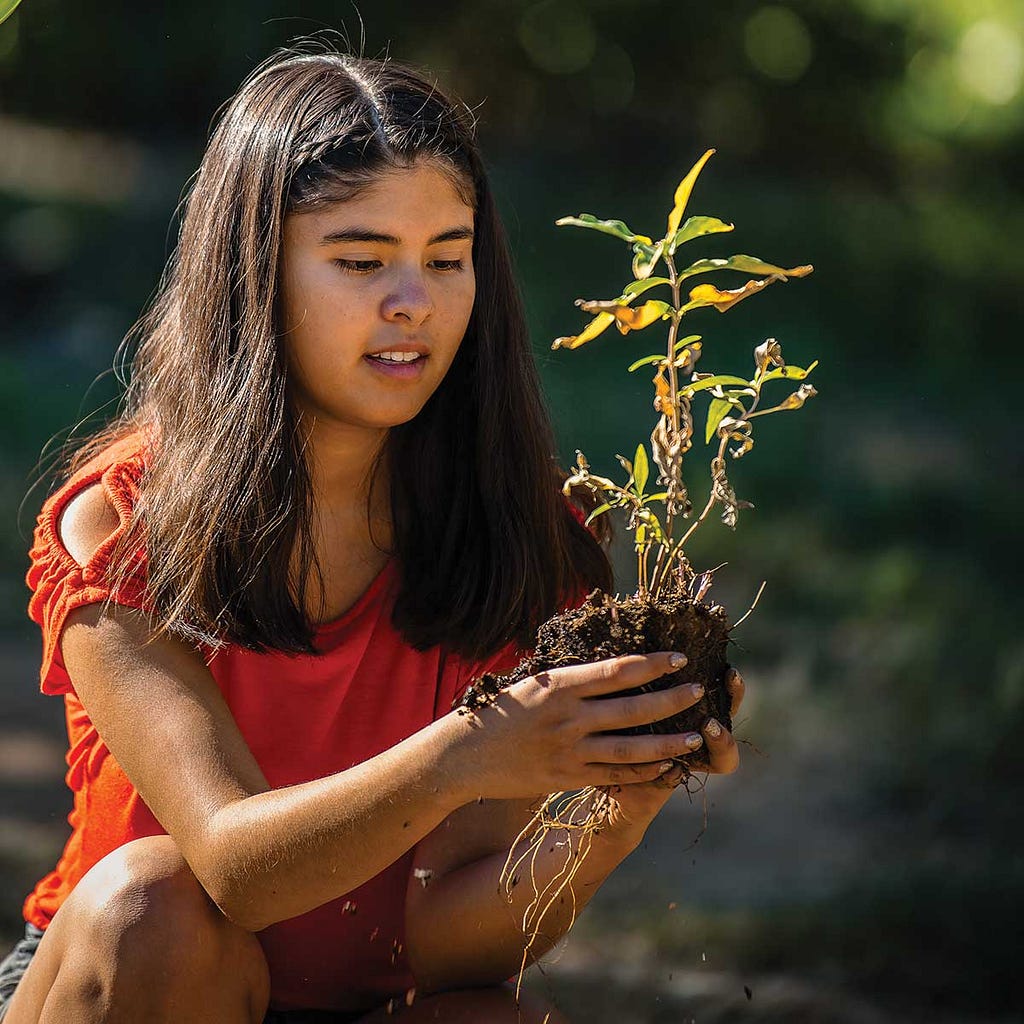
[500,786,612,1002]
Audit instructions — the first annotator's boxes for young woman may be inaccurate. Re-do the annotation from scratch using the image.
[0,45,743,1023]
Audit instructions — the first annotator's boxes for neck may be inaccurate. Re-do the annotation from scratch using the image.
[302,415,390,521]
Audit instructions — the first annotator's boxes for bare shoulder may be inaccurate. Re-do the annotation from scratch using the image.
[57,481,122,566]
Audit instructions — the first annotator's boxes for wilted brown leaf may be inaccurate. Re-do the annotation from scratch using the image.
[754,338,784,375]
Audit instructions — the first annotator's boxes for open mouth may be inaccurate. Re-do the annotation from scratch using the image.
[363,352,428,377]
[366,353,426,365]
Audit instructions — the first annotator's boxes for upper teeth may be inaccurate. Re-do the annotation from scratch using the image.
[373,351,421,362]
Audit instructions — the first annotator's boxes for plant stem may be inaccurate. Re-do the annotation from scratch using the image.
[650,254,685,598]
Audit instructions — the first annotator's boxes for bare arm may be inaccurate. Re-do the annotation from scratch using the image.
[57,483,711,935]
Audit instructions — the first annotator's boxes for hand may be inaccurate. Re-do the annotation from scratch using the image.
[595,666,746,846]
[452,651,710,802]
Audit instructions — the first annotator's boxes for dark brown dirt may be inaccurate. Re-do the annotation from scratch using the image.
[457,577,733,772]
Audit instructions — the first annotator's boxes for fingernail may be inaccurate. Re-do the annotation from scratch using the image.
[669,653,688,668]
[705,718,723,739]
[685,733,703,749]
[690,684,705,699]
[659,761,674,774]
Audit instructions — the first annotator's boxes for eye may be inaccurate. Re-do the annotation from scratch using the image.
[430,259,465,272]
[335,259,381,274]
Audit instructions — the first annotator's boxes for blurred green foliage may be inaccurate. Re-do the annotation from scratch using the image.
[1,0,1021,1015]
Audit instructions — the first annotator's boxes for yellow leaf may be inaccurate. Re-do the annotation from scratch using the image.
[577,299,672,334]
[666,149,716,241]
[683,276,782,313]
[552,311,616,350]
[612,300,672,334]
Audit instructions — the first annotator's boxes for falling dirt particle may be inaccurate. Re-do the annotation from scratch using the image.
[385,997,396,1015]
[668,972,673,981]
[405,987,417,1006]
[511,874,521,888]
[413,868,434,889]
[403,821,410,828]
[701,952,706,962]
[369,927,379,941]
[476,795,484,804]
[341,900,357,914]
[391,939,403,965]
[744,985,753,1001]
[668,902,677,911]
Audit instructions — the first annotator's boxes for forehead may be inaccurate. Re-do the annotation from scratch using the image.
[288,162,475,243]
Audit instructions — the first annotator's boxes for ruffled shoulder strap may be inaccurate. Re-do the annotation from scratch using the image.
[26,432,153,696]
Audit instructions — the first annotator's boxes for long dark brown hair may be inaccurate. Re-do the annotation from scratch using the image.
[70,42,612,661]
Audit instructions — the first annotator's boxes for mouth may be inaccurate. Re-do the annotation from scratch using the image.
[363,351,429,379]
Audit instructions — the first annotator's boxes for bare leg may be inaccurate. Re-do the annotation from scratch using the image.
[5,835,270,1024]
[356,984,570,1023]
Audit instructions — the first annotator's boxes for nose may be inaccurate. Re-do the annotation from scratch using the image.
[381,269,434,326]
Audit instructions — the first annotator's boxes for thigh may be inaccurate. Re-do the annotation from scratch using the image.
[3,836,269,1024]
[0,925,45,1023]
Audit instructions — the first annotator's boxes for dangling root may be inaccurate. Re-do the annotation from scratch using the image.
[499,786,613,1001]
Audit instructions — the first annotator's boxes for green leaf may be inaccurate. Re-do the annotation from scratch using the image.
[678,254,815,283]
[683,374,751,397]
[761,359,819,384]
[670,215,735,253]
[706,397,734,444]
[639,508,666,543]
[633,444,649,496]
[632,239,665,280]
[645,492,669,502]
[666,149,715,240]
[555,214,652,245]
[627,353,666,372]
[673,334,702,353]
[584,502,613,526]
[621,277,671,300]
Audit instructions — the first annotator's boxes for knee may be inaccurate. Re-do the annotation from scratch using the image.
[68,836,268,994]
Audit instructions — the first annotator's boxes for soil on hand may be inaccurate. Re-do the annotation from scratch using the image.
[458,581,733,772]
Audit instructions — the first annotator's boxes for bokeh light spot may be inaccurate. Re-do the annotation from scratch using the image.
[518,0,597,76]
[956,19,1023,106]
[743,6,814,82]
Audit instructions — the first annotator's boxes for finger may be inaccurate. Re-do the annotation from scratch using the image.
[583,760,681,788]
[584,681,705,732]
[545,652,687,699]
[726,667,745,718]
[581,730,703,765]
[703,717,739,774]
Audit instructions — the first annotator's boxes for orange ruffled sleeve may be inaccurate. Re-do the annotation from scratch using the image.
[26,443,152,697]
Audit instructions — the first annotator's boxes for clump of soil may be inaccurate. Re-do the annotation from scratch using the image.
[458,576,733,773]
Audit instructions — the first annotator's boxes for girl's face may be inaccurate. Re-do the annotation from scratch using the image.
[279,160,476,434]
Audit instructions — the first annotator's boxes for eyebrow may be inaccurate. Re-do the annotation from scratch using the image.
[318,226,475,246]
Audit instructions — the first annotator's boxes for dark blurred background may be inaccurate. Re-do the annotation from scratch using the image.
[1,2,1021,1021]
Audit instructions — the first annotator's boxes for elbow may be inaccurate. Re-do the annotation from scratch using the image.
[205,880,275,934]
[190,833,275,934]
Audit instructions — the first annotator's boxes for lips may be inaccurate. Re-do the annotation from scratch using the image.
[362,352,428,379]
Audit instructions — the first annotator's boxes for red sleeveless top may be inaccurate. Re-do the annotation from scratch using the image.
[21,433,532,1013]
